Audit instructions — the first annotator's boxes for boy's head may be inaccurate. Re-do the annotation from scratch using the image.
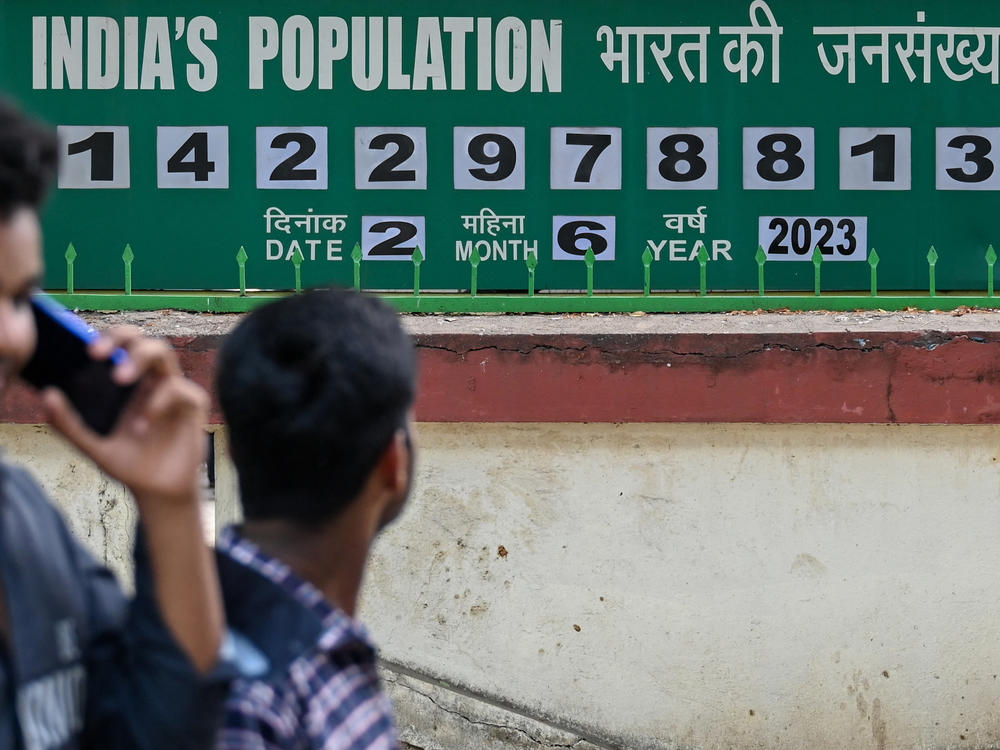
[217,288,417,528]
[0,98,57,395]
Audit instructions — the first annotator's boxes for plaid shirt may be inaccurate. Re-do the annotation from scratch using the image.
[216,527,399,750]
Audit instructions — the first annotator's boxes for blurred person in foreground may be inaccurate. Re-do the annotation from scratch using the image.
[0,98,226,748]
[215,288,417,749]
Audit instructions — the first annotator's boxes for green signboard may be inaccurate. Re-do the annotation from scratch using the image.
[2,1,1000,295]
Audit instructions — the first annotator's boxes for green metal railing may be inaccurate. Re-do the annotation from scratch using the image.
[48,242,1000,314]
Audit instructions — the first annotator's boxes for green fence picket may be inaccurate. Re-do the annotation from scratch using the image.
[697,245,708,296]
[755,246,766,296]
[584,248,595,297]
[291,247,303,293]
[236,246,248,297]
[868,249,880,297]
[812,247,823,296]
[412,246,423,297]
[122,244,134,296]
[927,246,938,298]
[987,245,996,298]
[526,252,537,297]
[65,243,76,295]
[469,246,480,297]
[351,243,363,291]
[642,247,653,297]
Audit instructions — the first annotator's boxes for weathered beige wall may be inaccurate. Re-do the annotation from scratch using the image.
[0,424,137,585]
[364,424,1000,750]
[8,422,1000,749]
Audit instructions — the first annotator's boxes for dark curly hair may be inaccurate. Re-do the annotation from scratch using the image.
[0,97,57,219]
[217,288,417,526]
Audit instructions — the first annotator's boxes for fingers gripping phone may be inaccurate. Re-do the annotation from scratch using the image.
[19,294,135,435]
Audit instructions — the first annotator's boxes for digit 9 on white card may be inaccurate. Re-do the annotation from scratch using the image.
[454,127,525,190]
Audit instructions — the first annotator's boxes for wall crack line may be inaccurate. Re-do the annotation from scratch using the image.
[380,659,624,749]
[394,677,598,749]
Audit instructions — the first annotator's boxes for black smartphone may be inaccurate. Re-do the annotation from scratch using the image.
[19,294,135,435]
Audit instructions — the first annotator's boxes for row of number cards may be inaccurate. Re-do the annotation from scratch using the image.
[333,215,870,263]
[57,126,1000,191]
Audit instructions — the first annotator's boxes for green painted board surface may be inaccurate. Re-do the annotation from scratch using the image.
[2,1,999,295]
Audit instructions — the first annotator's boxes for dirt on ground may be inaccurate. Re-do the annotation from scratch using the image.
[80,307,1000,339]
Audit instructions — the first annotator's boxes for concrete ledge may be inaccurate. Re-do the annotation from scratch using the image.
[3,311,1000,424]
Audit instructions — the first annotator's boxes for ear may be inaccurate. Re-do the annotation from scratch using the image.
[374,428,410,496]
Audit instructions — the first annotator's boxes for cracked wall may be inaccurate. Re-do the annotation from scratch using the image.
[0,424,137,586]
[359,423,1000,750]
[8,420,1000,749]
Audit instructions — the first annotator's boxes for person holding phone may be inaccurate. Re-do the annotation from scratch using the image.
[0,98,227,747]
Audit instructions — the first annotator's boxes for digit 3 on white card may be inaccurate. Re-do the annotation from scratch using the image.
[936,128,1000,190]
[550,128,622,190]
[355,127,427,190]
[361,216,426,260]
[157,127,229,188]
[646,128,718,190]
[57,126,130,189]
[742,127,814,190]
[552,216,616,260]
[839,128,910,190]
[454,127,525,190]
[256,127,328,190]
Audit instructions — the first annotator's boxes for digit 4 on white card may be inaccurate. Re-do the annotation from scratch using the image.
[157,127,229,188]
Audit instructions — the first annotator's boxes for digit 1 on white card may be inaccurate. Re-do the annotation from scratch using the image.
[840,128,910,190]
[57,126,130,189]
[550,128,622,190]
[742,127,814,190]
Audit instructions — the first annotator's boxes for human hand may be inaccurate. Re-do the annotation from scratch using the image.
[41,326,209,509]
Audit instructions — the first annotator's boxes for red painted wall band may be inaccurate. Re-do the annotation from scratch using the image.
[2,331,999,425]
